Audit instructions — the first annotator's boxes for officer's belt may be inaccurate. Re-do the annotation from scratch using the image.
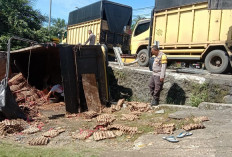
[153,70,161,73]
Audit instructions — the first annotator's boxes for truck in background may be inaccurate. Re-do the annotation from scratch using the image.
[133,0,232,74]
[130,19,151,66]
[65,0,232,74]
[66,0,132,52]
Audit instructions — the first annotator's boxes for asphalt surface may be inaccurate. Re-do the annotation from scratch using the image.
[109,62,232,78]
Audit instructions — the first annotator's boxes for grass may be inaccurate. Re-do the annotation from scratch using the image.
[189,82,229,107]
[189,83,209,107]
[0,142,100,157]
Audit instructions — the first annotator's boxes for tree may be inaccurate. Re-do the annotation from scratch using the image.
[50,18,67,40]
[131,15,146,31]
[0,0,49,50]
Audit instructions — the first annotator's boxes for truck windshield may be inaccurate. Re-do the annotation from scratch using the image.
[134,22,150,37]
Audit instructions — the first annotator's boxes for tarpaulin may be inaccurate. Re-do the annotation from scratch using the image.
[68,1,132,34]
[155,0,232,11]
[155,0,207,11]
[0,37,34,120]
[0,64,26,120]
[0,79,25,119]
[208,0,232,9]
[68,2,101,26]
[104,1,132,33]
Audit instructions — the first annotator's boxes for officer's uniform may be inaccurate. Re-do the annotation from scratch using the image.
[148,51,167,103]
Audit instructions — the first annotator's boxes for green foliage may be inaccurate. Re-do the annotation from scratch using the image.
[114,70,126,80]
[0,142,99,157]
[189,83,209,107]
[0,0,48,50]
[131,16,146,31]
[189,83,229,107]
[0,0,67,51]
[49,18,67,40]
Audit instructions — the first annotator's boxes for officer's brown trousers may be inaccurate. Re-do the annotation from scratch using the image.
[148,75,163,101]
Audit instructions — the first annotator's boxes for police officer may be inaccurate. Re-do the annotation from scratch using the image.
[149,45,167,106]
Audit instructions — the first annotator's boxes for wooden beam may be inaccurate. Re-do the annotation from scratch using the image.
[82,74,102,112]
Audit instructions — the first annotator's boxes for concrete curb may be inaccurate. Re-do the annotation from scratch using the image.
[158,104,198,110]
[159,102,232,111]
[198,102,232,110]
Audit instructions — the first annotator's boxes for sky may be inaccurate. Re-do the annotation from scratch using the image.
[33,0,155,24]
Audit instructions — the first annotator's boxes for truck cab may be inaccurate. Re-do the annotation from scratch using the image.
[130,19,150,66]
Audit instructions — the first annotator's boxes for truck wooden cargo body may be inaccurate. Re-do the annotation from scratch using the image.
[67,1,132,51]
[152,1,232,58]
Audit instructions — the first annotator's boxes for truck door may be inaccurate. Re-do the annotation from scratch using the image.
[131,20,150,55]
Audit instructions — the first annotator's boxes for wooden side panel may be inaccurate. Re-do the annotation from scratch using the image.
[193,9,209,42]
[152,2,232,46]
[166,13,179,43]
[154,15,166,44]
[220,10,232,41]
[67,19,101,45]
[178,11,193,43]
[209,10,221,41]
[82,74,102,112]
[0,53,6,81]
[59,46,79,113]
[101,20,109,30]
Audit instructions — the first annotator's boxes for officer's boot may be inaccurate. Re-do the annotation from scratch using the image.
[151,98,159,106]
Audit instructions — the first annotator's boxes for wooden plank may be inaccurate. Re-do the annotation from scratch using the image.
[0,53,6,81]
[101,20,109,30]
[59,47,79,113]
[67,19,101,45]
[82,74,102,112]
[154,3,207,16]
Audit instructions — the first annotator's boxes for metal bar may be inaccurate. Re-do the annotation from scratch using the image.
[176,8,181,43]
[164,10,168,43]
[167,55,201,60]
[162,49,204,53]
[49,0,52,32]
[6,36,38,83]
[191,5,196,43]
[148,8,155,57]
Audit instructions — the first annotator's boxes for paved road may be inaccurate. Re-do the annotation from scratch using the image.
[102,107,232,157]
[109,62,232,79]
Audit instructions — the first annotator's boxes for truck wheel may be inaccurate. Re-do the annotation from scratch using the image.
[205,49,230,74]
[137,49,149,67]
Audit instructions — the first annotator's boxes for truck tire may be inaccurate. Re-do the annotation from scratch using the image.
[137,49,149,67]
[205,49,230,74]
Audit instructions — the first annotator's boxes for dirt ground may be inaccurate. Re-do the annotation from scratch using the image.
[1,101,228,157]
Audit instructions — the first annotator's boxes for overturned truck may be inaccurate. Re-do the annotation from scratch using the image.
[0,37,109,119]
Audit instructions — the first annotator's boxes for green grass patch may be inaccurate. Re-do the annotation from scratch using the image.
[189,83,229,107]
[0,142,99,157]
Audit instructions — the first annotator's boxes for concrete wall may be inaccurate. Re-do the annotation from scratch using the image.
[109,64,232,105]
